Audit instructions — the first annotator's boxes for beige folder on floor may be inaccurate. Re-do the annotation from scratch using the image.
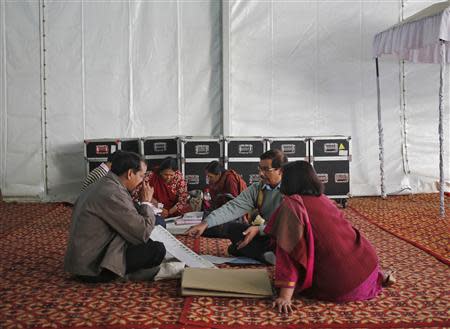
[181,268,273,298]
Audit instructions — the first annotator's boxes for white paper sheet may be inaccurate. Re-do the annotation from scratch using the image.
[150,225,216,268]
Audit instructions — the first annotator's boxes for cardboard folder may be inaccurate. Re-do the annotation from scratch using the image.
[181,268,273,298]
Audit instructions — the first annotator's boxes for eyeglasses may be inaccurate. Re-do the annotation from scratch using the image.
[257,166,277,173]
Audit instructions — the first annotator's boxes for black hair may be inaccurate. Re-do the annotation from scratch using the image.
[111,151,144,176]
[205,160,225,175]
[260,149,288,169]
[280,161,324,196]
[107,150,121,163]
[159,156,178,172]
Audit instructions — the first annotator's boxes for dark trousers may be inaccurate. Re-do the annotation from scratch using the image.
[76,239,166,283]
[226,223,273,262]
[203,222,235,238]
[202,210,246,239]
[155,215,166,228]
[125,239,166,274]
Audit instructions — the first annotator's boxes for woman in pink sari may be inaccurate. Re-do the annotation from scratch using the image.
[265,161,394,313]
[132,157,191,218]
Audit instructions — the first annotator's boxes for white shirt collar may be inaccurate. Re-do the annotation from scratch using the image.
[262,182,281,191]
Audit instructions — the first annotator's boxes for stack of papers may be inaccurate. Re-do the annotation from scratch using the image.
[174,211,204,225]
[149,203,163,215]
[166,222,191,235]
[181,268,273,298]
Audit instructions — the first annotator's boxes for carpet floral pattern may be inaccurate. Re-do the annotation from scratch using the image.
[349,194,450,264]
[0,201,449,329]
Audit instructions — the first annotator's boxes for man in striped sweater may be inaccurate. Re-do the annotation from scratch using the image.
[81,151,119,193]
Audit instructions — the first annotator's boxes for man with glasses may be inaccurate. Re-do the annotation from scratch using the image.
[186,149,288,264]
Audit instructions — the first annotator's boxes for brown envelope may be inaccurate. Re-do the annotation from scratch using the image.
[181,268,273,298]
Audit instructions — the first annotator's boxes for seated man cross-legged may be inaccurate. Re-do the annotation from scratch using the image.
[186,149,288,264]
[65,151,166,282]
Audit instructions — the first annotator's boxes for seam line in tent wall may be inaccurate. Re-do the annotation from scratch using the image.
[39,0,49,197]
[221,0,226,135]
[0,0,6,193]
[177,0,183,135]
[314,2,319,132]
[359,0,363,144]
[448,63,450,185]
[269,0,274,131]
[81,0,86,142]
[127,0,134,137]
[222,0,231,135]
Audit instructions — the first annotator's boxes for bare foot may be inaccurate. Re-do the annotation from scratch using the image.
[382,270,396,287]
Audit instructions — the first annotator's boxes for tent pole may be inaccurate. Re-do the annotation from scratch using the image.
[438,40,446,217]
[375,57,386,198]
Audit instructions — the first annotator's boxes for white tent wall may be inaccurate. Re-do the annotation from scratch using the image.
[0,0,221,201]
[405,62,447,192]
[179,2,222,135]
[224,0,405,196]
[45,1,85,200]
[0,1,44,198]
[0,0,447,201]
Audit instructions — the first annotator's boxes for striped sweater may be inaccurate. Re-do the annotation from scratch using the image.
[81,163,109,192]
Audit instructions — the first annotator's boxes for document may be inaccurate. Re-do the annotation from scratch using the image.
[166,222,191,235]
[174,211,204,225]
[181,268,273,298]
[165,215,182,223]
[150,225,216,268]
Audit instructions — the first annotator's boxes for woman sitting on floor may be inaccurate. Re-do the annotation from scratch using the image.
[133,157,191,218]
[266,161,395,314]
[205,160,248,211]
[202,161,248,238]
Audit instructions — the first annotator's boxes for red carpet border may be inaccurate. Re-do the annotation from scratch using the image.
[0,201,449,329]
[348,194,450,265]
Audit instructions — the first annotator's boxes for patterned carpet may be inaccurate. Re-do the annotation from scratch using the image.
[0,200,449,329]
[349,194,450,265]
